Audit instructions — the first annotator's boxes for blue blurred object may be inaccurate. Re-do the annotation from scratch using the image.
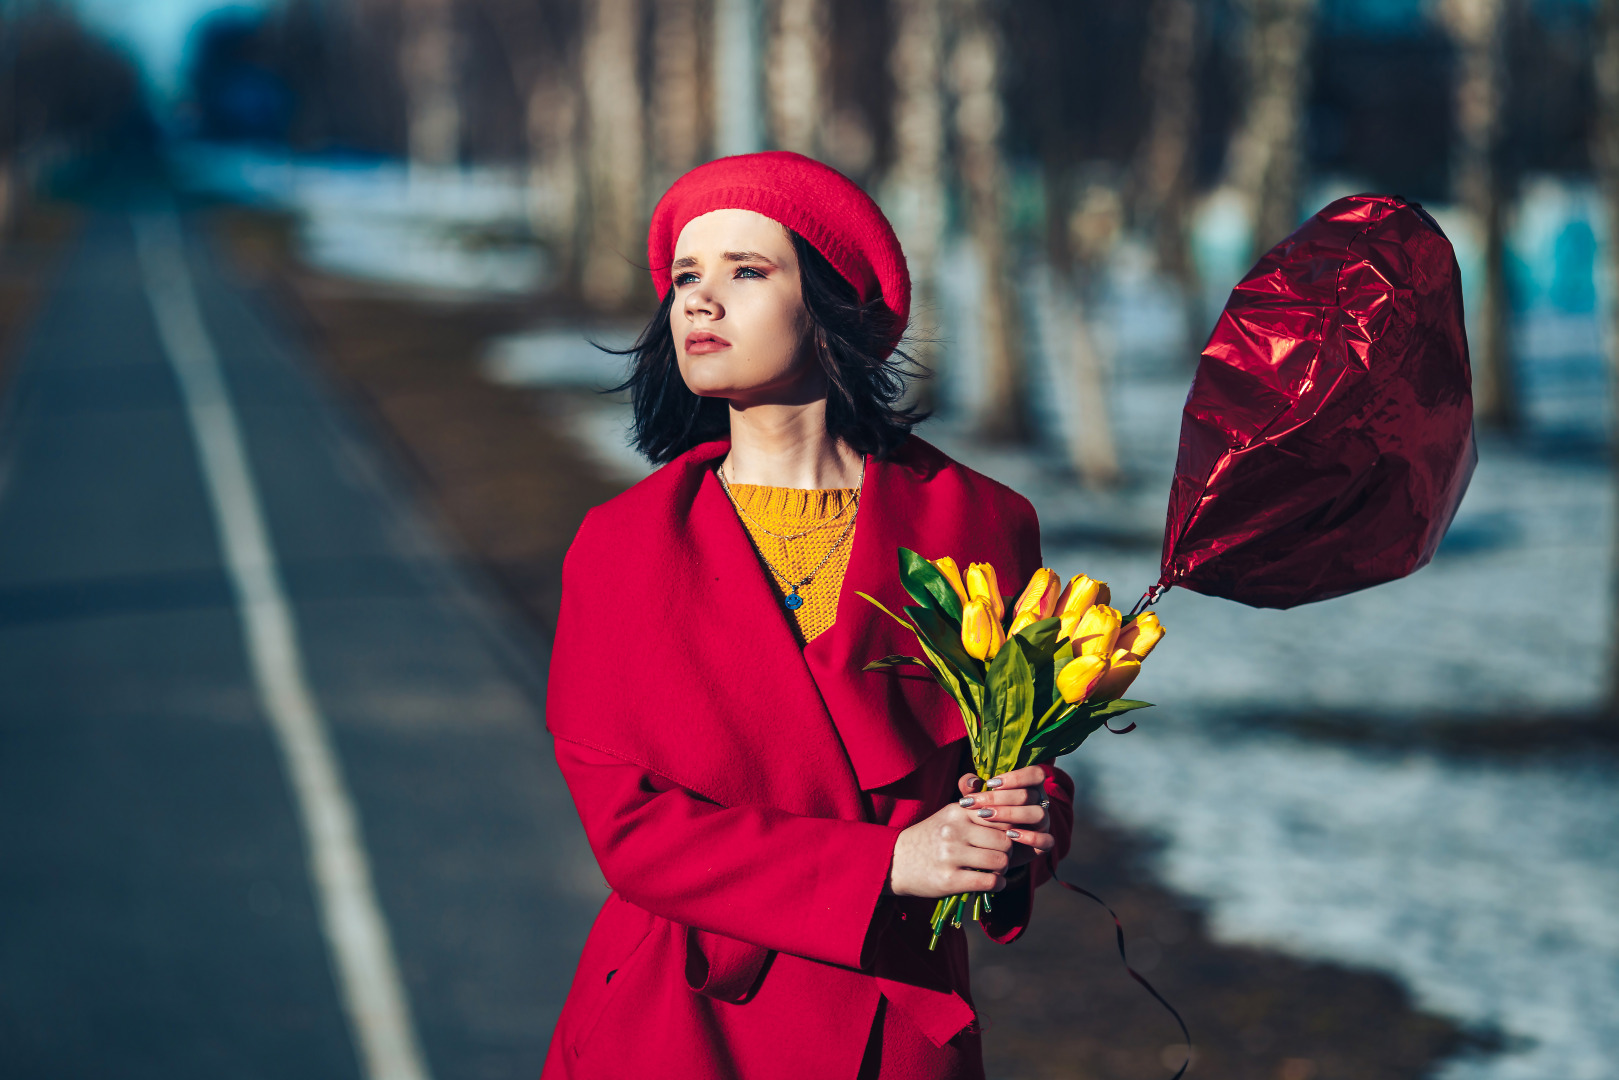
[187,9,292,141]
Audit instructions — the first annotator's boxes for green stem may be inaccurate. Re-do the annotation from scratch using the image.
[1035,696,1074,731]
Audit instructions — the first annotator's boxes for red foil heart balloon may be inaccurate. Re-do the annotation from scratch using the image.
[1158,193,1477,609]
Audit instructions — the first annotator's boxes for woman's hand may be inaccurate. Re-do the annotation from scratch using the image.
[955,765,1057,872]
[887,799,1015,898]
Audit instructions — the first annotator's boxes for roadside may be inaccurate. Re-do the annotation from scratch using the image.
[0,201,80,386]
[206,206,1483,1080]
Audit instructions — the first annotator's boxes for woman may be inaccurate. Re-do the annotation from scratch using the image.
[544,151,1075,1079]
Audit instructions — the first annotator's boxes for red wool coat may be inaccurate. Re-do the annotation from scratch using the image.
[543,437,1075,1079]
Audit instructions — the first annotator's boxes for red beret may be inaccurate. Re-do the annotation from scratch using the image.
[646,151,911,348]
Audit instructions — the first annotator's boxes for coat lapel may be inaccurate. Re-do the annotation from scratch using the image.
[674,447,872,817]
[802,444,971,792]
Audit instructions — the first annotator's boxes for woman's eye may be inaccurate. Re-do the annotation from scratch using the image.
[673,271,698,286]
[735,266,765,279]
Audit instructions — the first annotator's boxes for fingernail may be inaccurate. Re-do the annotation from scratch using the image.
[986,777,1004,789]
[977,808,994,818]
[1006,830,1021,839]
[959,796,975,807]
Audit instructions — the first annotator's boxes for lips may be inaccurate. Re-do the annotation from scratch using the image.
[684,330,731,354]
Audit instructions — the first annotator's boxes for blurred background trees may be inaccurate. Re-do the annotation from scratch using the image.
[15,0,1617,474]
[0,3,148,222]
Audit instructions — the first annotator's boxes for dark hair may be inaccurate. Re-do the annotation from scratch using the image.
[607,230,928,465]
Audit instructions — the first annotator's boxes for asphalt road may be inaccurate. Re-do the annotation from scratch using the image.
[0,209,603,1080]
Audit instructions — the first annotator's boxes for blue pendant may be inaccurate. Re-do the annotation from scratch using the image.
[784,591,805,611]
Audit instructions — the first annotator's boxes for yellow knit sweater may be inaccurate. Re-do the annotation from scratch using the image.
[726,483,859,644]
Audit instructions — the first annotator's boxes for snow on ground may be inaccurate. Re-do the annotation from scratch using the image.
[176,144,550,296]
[1078,723,1619,1080]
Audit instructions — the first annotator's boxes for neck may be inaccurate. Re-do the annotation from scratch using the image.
[721,398,864,489]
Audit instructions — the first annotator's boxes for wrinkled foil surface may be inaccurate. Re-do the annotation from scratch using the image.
[1160,194,1477,609]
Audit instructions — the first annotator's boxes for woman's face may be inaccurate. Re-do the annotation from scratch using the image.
[669,208,818,407]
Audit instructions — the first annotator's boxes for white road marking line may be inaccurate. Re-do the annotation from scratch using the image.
[134,210,433,1080]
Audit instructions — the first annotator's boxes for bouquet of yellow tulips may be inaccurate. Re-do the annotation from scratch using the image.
[860,549,1165,949]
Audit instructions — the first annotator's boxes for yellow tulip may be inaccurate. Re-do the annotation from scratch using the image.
[1008,568,1061,636]
[960,599,1005,661]
[1056,654,1107,703]
[1055,574,1105,639]
[965,562,1005,622]
[1091,650,1142,701]
[1116,611,1165,660]
[1072,604,1122,658]
[930,556,969,608]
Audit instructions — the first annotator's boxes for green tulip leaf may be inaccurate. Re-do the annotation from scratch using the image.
[860,592,981,745]
[1019,699,1155,766]
[983,636,1036,777]
[914,636,981,750]
[898,548,964,622]
[857,591,919,634]
[905,604,985,687]
[862,655,928,671]
[1013,615,1064,658]
[1091,698,1155,720]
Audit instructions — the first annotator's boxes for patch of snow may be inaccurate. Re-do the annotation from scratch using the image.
[1073,726,1619,1080]
[175,145,550,298]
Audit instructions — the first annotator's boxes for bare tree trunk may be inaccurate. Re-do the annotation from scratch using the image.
[1133,0,1202,361]
[887,0,945,379]
[581,0,645,308]
[1133,0,1199,288]
[1441,0,1517,429]
[525,70,581,283]
[714,0,764,156]
[951,0,1025,442]
[652,0,704,187]
[1222,0,1316,259]
[1592,0,1619,715]
[401,0,460,171]
[766,0,826,156]
[1058,178,1122,487]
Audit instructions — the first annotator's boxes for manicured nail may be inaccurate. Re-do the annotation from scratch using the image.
[1006,830,1021,840]
[986,777,1004,789]
[977,808,994,818]
[959,796,975,807]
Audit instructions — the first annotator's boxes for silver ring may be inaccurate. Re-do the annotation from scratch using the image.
[1039,796,1051,810]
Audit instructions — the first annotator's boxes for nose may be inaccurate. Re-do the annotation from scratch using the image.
[682,280,721,321]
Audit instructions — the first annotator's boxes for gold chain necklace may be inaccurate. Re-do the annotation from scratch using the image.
[717,458,865,612]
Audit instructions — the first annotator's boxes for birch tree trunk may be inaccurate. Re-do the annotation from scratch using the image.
[401,0,460,171]
[887,0,945,376]
[951,0,1025,442]
[1222,0,1316,259]
[525,70,581,284]
[652,0,704,188]
[1060,179,1124,488]
[1441,0,1517,429]
[581,0,645,308]
[1132,0,1199,303]
[766,0,826,156]
[1591,0,1619,715]
[714,0,764,156]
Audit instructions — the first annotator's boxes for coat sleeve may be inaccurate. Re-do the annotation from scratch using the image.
[554,735,903,971]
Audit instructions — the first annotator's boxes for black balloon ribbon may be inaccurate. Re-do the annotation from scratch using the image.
[1054,873,1192,1079]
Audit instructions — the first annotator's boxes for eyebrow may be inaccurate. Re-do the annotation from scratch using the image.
[670,251,779,271]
